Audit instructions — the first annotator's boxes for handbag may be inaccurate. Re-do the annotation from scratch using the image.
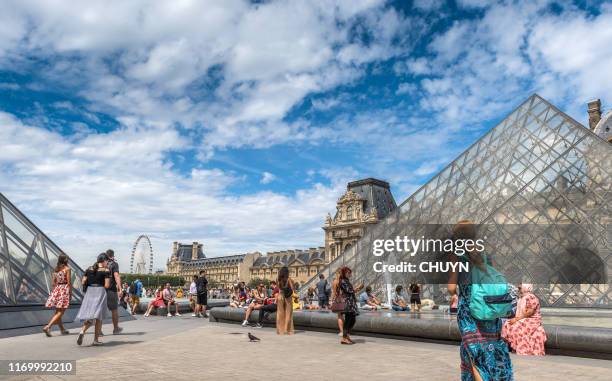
[330,293,346,313]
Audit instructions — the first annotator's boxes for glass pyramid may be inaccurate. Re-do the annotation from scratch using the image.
[0,193,85,306]
[302,94,612,308]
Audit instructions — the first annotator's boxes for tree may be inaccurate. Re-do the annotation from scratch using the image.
[120,273,185,289]
[247,278,271,289]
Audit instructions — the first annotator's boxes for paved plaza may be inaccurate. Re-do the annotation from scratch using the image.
[2,315,611,381]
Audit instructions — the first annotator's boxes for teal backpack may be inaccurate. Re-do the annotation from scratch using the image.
[469,256,512,321]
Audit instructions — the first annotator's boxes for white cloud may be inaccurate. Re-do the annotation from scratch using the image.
[0,0,412,156]
[406,1,612,127]
[528,9,612,105]
[260,171,276,184]
[396,82,418,95]
[0,113,345,270]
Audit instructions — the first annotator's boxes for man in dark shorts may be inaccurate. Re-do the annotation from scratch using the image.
[409,283,422,312]
[195,270,208,318]
[106,249,123,334]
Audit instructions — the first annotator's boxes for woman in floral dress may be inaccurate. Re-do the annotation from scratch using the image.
[43,254,72,336]
[502,284,546,355]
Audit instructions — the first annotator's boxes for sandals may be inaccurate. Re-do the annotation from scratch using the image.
[92,340,104,346]
[42,326,52,337]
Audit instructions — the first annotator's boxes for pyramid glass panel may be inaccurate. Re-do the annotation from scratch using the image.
[0,193,85,306]
[301,94,612,308]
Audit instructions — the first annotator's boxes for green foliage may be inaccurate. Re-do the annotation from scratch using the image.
[247,278,271,289]
[120,273,185,289]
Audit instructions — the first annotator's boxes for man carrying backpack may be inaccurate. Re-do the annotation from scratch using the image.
[129,279,143,315]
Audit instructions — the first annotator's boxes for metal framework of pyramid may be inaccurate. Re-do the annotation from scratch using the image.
[0,193,85,307]
[302,94,612,308]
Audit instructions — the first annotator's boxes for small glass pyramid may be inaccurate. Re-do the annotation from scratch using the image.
[0,193,85,306]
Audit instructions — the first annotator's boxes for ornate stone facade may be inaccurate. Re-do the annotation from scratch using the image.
[166,178,396,287]
[249,247,326,285]
[324,178,397,262]
[166,241,261,289]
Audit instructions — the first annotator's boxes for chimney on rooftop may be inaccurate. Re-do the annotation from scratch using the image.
[192,242,199,260]
[587,99,602,130]
[172,241,178,256]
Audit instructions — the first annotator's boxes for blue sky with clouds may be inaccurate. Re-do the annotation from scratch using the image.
[1,0,611,269]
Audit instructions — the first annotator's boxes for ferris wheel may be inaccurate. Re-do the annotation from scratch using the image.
[130,235,154,274]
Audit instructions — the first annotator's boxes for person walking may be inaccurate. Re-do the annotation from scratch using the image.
[43,253,72,336]
[105,249,122,334]
[315,274,330,309]
[76,253,111,346]
[129,278,143,315]
[276,266,294,335]
[337,266,363,345]
[448,221,513,381]
[195,270,209,318]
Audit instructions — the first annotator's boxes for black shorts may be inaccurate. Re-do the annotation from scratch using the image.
[107,290,119,310]
[197,293,207,306]
[410,295,421,305]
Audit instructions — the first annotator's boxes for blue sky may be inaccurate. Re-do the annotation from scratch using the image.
[1,0,611,269]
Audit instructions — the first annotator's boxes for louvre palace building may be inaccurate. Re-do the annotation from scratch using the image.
[165,178,397,287]
[165,95,611,307]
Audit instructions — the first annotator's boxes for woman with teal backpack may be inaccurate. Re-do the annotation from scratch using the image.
[448,221,513,381]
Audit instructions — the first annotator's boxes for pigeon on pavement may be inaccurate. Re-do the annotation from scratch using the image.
[248,332,260,342]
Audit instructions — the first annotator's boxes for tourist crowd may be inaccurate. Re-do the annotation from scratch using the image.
[43,221,548,380]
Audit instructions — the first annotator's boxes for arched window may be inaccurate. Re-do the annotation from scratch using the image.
[346,205,354,219]
[344,243,352,254]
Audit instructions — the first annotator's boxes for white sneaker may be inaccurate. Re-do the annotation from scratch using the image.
[191,313,197,317]
[241,320,248,327]
[176,313,181,317]
[144,313,149,317]
[167,313,172,317]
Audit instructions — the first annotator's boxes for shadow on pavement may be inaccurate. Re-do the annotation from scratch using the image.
[87,340,145,347]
